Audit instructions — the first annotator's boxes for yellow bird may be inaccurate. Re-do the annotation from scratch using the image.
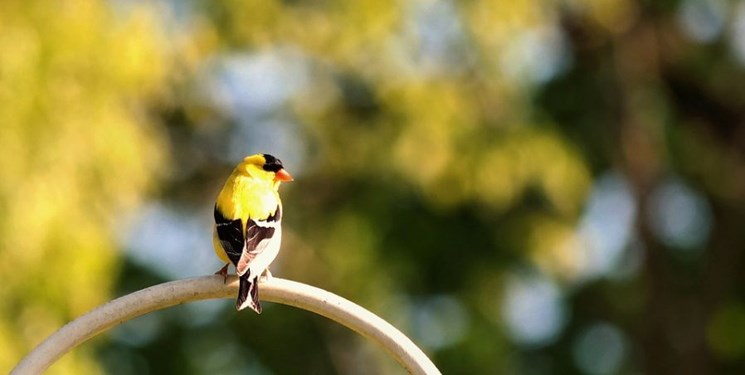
[213,154,293,313]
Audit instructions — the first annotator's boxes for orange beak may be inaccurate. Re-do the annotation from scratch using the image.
[274,168,294,182]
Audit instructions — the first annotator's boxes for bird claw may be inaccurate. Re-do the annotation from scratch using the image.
[215,264,230,284]
[261,268,273,281]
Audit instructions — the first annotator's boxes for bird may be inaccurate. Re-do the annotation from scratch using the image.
[212,153,293,313]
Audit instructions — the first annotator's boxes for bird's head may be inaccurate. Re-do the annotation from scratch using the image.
[240,153,293,185]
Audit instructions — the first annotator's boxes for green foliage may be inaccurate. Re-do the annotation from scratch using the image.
[0,1,170,373]
[4,0,745,374]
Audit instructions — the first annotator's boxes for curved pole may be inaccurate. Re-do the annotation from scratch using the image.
[11,276,441,375]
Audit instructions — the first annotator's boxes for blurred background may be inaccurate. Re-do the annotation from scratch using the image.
[2,0,745,374]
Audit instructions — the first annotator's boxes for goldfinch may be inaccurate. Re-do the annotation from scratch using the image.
[213,153,293,313]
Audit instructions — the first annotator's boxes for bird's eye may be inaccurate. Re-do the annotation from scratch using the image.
[261,154,283,172]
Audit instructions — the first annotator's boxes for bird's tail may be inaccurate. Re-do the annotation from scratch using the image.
[236,272,262,313]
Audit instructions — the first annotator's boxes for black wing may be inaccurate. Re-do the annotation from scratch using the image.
[214,205,244,265]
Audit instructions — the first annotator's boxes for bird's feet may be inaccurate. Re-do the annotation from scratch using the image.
[261,268,273,281]
[215,264,230,284]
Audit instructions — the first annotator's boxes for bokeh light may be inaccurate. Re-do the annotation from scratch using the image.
[410,295,469,351]
[502,273,567,347]
[572,322,629,375]
[678,0,727,43]
[3,0,745,373]
[576,171,637,280]
[647,177,712,253]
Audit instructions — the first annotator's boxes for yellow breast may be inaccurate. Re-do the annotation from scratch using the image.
[216,172,280,224]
